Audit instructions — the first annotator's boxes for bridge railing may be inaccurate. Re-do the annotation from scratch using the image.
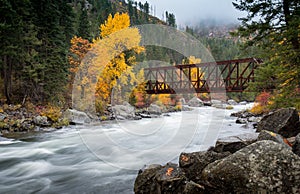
[144,58,263,94]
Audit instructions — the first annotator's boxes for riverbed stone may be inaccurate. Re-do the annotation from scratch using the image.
[179,151,230,183]
[63,109,91,124]
[134,164,163,194]
[155,163,186,194]
[235,118,247,124]
[187,97,204,107]
[256,107,300,138]
[134,163,187,194]
[230,110,254,118]
[0,113,7,122]
[33,116,50,127]
[201,140,300,193]
[211,133,258,153]
[227,99,238,105]
[148,104,162,115]
[111,102,136,119]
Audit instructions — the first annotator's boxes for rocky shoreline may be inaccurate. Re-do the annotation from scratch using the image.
[134,107,300,193]
[0,98,241,138]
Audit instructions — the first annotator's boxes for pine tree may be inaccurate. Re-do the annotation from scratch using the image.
[233,0,300,109]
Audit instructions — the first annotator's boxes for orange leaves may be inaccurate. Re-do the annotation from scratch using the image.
[69,36,91,74]
[250,91,273,115]
[255,91,272,106]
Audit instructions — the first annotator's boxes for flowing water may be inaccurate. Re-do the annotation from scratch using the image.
[0,104,254,194]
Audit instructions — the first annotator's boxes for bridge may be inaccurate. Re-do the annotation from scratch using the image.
[144,58,263,94]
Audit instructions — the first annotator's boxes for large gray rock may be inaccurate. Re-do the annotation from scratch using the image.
[211,133,258,153]
[112,102,136,119]
[293,133,300,157]
[0,113,7,122]
[256,107,300,138]
[179,151,230,182]
[134,163,187,194]
[134,164,162,194]
[148,104,162,115]
[227,99,238,105]
[33,116,50,127]
[63,109,91,124]
[187,97,204,107]
[201,140,300,193]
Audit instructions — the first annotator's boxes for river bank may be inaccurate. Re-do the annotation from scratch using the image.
[0,98,241,139]
[0,103,256,193]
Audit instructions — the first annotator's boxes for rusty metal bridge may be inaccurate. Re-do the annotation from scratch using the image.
[144,58,262,94]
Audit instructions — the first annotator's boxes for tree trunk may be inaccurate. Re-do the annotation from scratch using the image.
[3,55,11,104]
[283,0,299,50]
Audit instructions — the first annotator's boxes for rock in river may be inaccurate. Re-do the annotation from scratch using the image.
[201,140,300,193]
[256,107,300,138]
[63,109,91,124]
[187,97,204,107]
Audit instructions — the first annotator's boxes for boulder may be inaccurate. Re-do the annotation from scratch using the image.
[134,164,163,194]
[239,101,247,105]
[155,163,186,194]
[211,104,227,109]
[203,101,212,106]
[0,113,7,122]
[256,107,300,138]
[182,105,193,111]
[187,97,204,107]
[112,102,136,119]
[258,130,291,149]
[63,109,91,124]
[148,104,162,115]
[293,133,300,157]
[33,116,50,127]
[235,118,247,124]
[230,110,254,118]
[134,163,186,194]
[179,151,230,182]
[211,99,222,105]
[211,133,258,153]
[227,99,238,105]
[201,140,300,193]
[247,116,261,123]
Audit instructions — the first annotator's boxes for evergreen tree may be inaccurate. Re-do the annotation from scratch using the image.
[233,0,300,109]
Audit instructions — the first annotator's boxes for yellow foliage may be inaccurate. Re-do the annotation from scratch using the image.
[188,56,201,64]
[100,13,130,38]
[72,12,145,112]
[249,103,269,115]
[40,106,62,122]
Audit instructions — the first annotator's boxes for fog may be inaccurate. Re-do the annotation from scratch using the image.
[136,0,246,26]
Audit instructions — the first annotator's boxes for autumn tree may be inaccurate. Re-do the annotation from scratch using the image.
[72,13,144,113]
[233,0,300,109]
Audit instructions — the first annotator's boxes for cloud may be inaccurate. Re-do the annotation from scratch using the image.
[136,0,245,26]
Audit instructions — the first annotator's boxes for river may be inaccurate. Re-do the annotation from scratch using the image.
[0,104,254,194]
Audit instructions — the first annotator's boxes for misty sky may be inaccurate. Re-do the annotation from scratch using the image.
[136,0,246,26]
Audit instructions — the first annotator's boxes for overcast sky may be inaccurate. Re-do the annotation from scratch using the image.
[136,0,246,26]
